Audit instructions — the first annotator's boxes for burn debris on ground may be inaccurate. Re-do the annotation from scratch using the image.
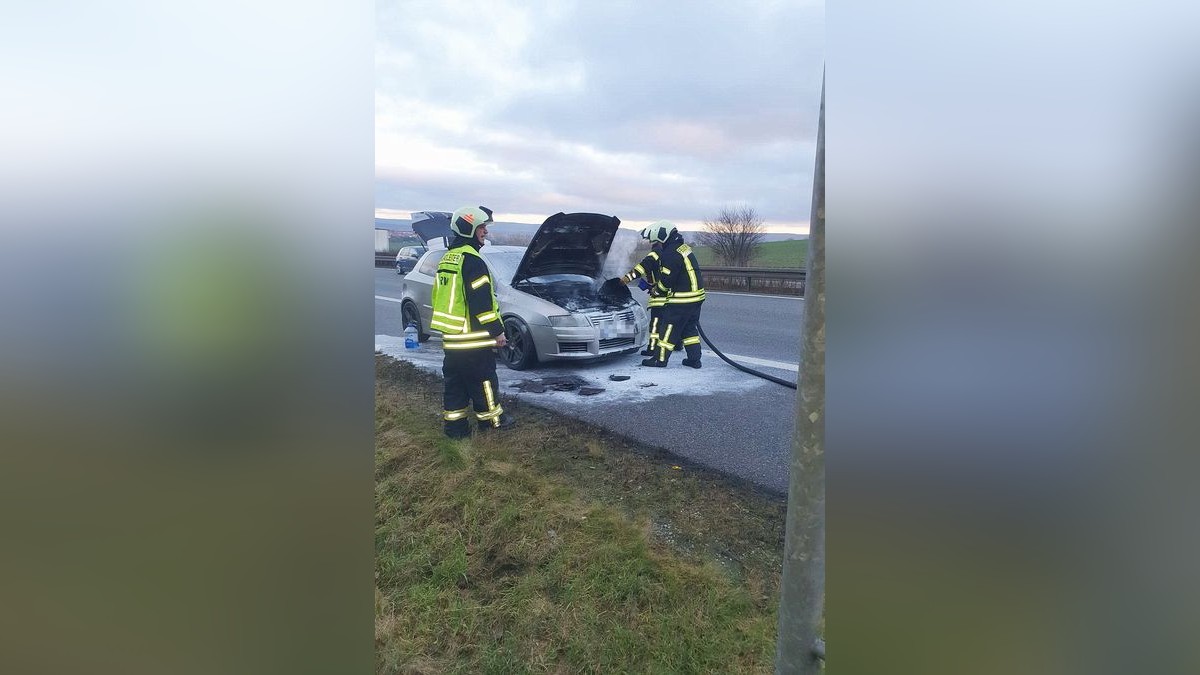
[608,374,631,382]
[512,374,600,395]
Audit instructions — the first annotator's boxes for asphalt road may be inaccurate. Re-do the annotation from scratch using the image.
[375,268,805,495]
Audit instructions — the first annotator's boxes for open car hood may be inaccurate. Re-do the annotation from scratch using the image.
[510,212,621,285]
[410,211,453,248]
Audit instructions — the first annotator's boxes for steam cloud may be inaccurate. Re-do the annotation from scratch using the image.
[601,229,644,280]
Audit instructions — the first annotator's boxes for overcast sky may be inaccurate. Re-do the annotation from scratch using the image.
[376,1,823,233]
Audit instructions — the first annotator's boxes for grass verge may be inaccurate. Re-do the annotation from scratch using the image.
[375,356,787,674]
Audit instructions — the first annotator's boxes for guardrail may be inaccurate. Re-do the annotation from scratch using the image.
[700,266,806,296]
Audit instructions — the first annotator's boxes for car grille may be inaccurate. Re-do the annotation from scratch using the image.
[557,341,589,353]
[588,310,636,326]
[599,337,634,350]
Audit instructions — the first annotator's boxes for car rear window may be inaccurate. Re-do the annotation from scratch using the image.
[417,250,446,276]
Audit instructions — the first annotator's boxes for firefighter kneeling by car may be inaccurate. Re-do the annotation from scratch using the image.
[430,205,517,438]
[622,221,705,368]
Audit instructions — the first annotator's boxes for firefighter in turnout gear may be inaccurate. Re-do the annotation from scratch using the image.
[619,227,668,356]
[639,221,705,368]
[431,205,516,438]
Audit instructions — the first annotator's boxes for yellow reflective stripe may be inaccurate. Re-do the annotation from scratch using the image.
[649,317,658,338]
[647,251,659,260]
[658,345,667,361]
[649,297,667,307]
[443,339,498,350]
[660,325,673,347]
[633,264,645,276]
[666,294,705,304]
[672,289,705,298]
[682,336,701,345]
[447,274,457,314]
[483,380,495,410]
[442,407,470,421]
[476,311,499,323]
[470,275,490,290]
[660,266,672,275]
[430,319,460,332]
[476,405,505,420]
[444,330,492,340]
[433,310,464,322]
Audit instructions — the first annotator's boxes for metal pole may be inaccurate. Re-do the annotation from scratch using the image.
[774,73,825,674]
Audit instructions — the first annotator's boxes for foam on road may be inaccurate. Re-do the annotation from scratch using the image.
[375,334,775,406]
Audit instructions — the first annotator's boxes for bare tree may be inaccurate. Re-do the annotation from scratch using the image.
[697,205,767,267]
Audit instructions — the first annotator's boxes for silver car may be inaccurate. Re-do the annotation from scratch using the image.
[398,212,649,370]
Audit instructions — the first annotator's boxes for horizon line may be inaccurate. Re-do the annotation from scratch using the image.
[375,208,810,236]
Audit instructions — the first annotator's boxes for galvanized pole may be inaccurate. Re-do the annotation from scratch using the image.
[775,74,825,674]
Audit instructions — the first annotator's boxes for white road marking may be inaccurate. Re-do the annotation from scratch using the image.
[706,291,805,301]
[716,352,800,373]
[375,295,404,303]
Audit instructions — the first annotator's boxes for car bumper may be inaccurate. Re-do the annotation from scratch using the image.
[530,323,648,360]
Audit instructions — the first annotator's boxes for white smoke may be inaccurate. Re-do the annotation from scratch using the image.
[601,229,645,280]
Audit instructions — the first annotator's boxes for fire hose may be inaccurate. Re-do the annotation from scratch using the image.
[603,277,798,390]
[696,321,797,390]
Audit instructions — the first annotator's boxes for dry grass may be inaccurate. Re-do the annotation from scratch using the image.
[375,356,787,674]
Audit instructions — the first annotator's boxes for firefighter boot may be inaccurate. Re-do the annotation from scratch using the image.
[681,342,702,368]
[478,412,517,432]
[642,339,672,367]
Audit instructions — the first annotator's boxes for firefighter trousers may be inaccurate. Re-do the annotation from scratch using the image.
[647,303,667,350]
[442,347,503,437]
[652,301,703,364]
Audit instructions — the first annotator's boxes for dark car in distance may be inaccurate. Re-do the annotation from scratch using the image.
[394,245,428,274]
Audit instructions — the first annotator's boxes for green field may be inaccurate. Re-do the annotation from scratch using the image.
[692,239,808,268]
[375,358,788,673]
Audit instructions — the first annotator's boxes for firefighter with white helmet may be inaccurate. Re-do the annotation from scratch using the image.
[617,226,669,356]
[638,221,705,367]
[430,205,516,437]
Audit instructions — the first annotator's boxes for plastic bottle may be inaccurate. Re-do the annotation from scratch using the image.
[404,322,419,350]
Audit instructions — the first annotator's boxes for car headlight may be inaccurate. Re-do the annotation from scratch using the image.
[548,314,588,328]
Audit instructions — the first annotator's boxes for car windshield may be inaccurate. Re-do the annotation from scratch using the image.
[481,249,526,284]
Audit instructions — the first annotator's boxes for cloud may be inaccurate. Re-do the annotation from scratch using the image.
[376,0,824,233]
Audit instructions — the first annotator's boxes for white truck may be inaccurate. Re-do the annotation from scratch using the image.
[375,229,393,266]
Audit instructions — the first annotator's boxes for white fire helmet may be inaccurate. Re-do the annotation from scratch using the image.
[645,221,676,243]
[450,205,494,238]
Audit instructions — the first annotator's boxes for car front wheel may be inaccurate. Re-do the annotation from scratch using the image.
[400,301,429,342]
[500,316,537,370]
